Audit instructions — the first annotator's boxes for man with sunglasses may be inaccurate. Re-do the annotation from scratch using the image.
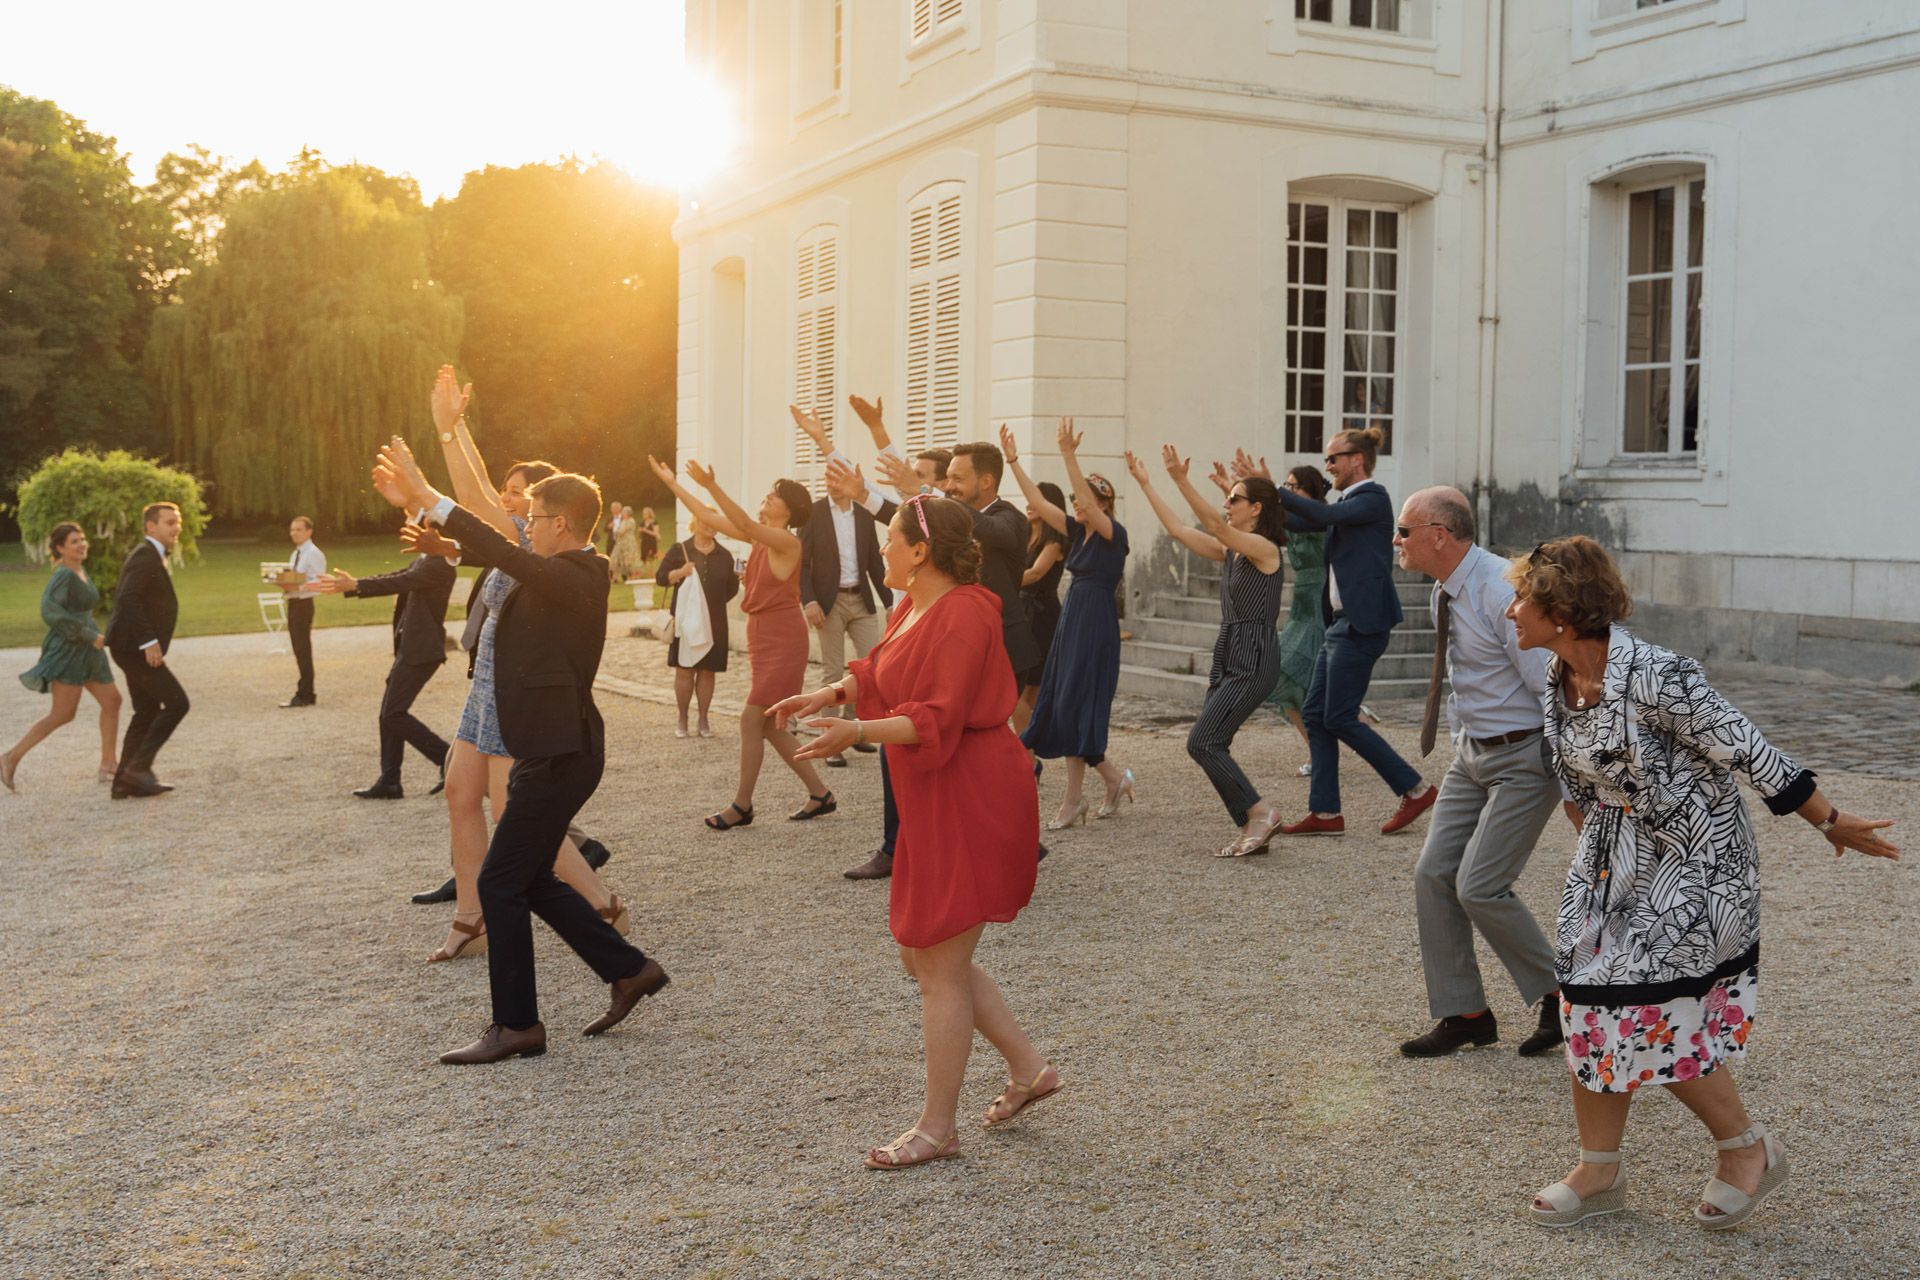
[1392,486,1563,1058]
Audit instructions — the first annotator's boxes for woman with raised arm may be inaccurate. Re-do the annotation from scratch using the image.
[417,366,628,964]
[646,453,832,828]
[768,494,1051,1170]
[999,420,1134,830]
[3,523,123,791]
[1015,481,1068,736]
[1131,446,1290,856]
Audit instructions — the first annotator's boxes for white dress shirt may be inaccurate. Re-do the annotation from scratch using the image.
[829,498,860,588]
[1436,543,1550,740]
[286,541,327,600]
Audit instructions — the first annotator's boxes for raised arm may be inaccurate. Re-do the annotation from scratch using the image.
[790,404,832,461]
[998,424,1067,536]
[645,455,750,543]
[427,366,518,539]
[1021,540,1064,586]
[848,393,894,453]
[686,460,801,559]
[1056,417,1114,542]
[1276,483,1385,530]
[1126,450,1223,562]
[1167,446,1280,574]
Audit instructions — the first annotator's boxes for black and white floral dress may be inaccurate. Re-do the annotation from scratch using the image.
[1543,629,1814,1093]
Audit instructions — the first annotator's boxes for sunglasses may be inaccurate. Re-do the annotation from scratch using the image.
[1396,522,1442,539]
[1226,494,1251,506]
[1324,451,1360,465]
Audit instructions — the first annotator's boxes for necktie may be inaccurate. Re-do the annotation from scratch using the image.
[1419,588,1452,758]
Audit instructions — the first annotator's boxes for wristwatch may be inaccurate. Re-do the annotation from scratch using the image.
[440,431,454,442]
[1817,806,1840,834]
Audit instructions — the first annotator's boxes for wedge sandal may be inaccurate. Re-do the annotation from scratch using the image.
[1527,1149,1625,1227]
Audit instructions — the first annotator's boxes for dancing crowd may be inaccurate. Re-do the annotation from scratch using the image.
[4,367,1901,1225]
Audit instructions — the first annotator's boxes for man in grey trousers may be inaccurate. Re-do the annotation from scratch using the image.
[1392,487,1564,1058]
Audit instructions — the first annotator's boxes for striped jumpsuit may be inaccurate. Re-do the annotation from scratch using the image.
[1186,547,1286,825]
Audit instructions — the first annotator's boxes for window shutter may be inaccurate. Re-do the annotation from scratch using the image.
[904,186,965,453]
[794,227,841,471]
[911,0,933,42]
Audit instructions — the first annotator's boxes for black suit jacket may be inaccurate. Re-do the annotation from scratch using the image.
[347,553,456,666]
[106,540,179,656]
[865,490,1037,671]
[1276,480,1404,634]
[440,507,608,760]
[799,497,891,614]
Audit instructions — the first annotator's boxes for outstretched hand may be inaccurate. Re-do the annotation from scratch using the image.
[376,436,436,509]
[766,688,838,732]
[875,450,918,497]
[1231,447,1271,482]
[1206,460,1233,497]
[789,403,829,449]
[308,567,356,595]
[402,522,458,559]
[1056,416,1082,456]
[685,458,718,490]
[1124,450,1151,486]
[430,365,470,434]
[825,456,868,503]
[997,423,1020,467]
[848,393,886,435]
[1161,444,1191,483]
[1826,813,1900,860]
[646,453,678,487]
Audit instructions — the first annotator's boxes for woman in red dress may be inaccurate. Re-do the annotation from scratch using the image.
[648,456,835,827]
[772,495,1055,1170]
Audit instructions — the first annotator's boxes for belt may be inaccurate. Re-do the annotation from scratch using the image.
[837,586,864,594]
[1469,726,1542,749]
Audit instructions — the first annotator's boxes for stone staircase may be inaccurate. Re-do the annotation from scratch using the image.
[1117,553,1439,708]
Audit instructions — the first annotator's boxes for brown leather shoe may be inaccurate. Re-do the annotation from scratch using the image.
[582,959,670,1036]
[438,1022,547,1065]
[843,849,894,880]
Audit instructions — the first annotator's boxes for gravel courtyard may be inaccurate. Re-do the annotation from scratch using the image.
[3,621,1914,1279]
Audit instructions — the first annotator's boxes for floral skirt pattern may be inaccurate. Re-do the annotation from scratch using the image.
[1560,966,1757,1094]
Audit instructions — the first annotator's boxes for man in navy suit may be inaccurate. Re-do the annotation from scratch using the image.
[104,502,189,799]
[1269,429,1436,837]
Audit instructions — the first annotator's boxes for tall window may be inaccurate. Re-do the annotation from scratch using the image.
[909,0,965,46]
[904,185,964,454]
[1295,0,1405,33]
[1621,177,1704,454]
[794,1,846,119]
[1286,199,1402,456]
[794,228,841,475]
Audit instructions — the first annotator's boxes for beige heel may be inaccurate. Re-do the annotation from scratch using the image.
[1694,1122,1788,1231]
[599,893,631,937]
[1527,1149,1626,1227]
[427,915,488,964]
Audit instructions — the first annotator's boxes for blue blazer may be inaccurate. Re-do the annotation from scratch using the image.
[1276,480,1403,634]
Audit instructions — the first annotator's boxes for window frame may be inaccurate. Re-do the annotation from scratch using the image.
[791,0,850,130]
[1284,195,1409,459]
[900,0,979,80]
[1269,0,1448,71]
[1573,0,1746,62]
[1616,174,1705,459]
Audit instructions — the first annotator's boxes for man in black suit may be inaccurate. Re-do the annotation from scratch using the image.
[105,502,189,799]
[311,551,457,798]
[372,439,665,1065]
[799,466,892,768]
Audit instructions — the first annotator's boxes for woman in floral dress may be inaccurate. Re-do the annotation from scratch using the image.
[1504,536,1898,1231]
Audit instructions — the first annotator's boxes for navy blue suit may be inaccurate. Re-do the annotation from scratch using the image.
[1277,479,1421,813]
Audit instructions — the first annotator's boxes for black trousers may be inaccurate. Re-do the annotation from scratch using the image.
[287,597,316,697]
[479,750,648,1028]
[111,649,190,774]
[376,657,449,786]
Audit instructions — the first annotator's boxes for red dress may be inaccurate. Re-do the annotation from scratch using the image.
[849,584,1039,948]
[743,543,809,706]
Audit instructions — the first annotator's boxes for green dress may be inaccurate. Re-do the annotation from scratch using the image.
[1268,532,1326,714]
[19,565,113,692]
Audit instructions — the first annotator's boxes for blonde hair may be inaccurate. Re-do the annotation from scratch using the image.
[1504,535,1633,639]
[1331,426,1387,473]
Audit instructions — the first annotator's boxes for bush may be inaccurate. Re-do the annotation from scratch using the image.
[9,450,210,601]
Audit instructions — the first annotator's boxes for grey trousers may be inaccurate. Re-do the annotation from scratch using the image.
[1412,731,1562,1019]
[817,590,880,721]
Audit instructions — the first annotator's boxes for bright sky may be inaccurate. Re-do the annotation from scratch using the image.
[2,1,735,200]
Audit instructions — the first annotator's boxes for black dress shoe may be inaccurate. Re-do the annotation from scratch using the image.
[280,693,317,708]
[1400,1012,1499,1058]
[111,770,172,799]
[844,849,893,880]
[411,876,457,905]
[825,753,849,768]
[428,756,447,796]
[354,781,405,799]
[439,1022,547,1065]
[851,742,877,754]
[583,959,670,1036]
[576,837,612,870]
[1037,843,1049,863]
[1517,994,1566,1058]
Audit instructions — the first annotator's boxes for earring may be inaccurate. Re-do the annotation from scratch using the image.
[907,568,918,587]
[1555,624,1564,635]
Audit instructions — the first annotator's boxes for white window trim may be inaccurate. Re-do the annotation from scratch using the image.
[1562,125,1737,504]
[1572,0,1746,64]
[894,157,978,459]
[791,0,851,133]
[899,0,982,83]
[1267,0,1458,76]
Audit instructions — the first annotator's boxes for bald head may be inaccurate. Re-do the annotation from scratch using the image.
[1396,486,1476,581]
[1406,486,1476,544]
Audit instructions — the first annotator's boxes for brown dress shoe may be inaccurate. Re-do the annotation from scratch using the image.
[583,959,670,1036]
[843,849,894,880]
[439,1022,547,1065]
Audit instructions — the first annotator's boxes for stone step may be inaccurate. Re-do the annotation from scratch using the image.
[1120,639,1203,674]
[1183,575,1434,609]
[1117,664,1434,708]
[1130,613,1437,656]
[1150,590,1437,629]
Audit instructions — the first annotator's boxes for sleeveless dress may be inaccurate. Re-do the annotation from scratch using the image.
[743,543,809,706]
[456,516,529,756]
[20,566,114,692]
[1020,517,1128,760]
[849,585,1038,948]
[1019,531,1066,688]
[1268,531,1326,713]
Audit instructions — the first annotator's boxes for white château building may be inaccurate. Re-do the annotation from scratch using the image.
[673,0,1920,693]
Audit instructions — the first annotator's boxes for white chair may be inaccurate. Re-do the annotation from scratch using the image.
[257,592,288,654]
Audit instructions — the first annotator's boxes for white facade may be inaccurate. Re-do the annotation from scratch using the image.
[675,0,1920,684]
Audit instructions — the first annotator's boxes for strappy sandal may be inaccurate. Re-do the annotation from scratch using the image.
[1694,1122,1788,1231]
[598,893,630,936]
[863,1127,960,1171]
[705,803,753,831]
[1527,1149,1626,1227]
[789,791,837,821]
[427,914,488,964]
[1221,805,1283,858]
[983,1065,1062,1129]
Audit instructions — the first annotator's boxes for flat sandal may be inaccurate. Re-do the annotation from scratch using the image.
[863,1127,960,1171]
[983,1065,1061,1129]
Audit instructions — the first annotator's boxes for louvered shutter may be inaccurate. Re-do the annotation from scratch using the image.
[903,185,965,453]
[794,227,841,479]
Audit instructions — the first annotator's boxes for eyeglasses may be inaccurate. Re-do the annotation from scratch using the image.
[1395,522,1443,539]
[1324,451,1360,465]
[528,514,562,523]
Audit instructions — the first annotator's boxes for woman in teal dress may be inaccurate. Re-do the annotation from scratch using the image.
[3,522,122,791]
[1270,466,1330,771]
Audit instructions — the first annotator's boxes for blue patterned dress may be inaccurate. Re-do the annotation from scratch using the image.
[455,516,528,756]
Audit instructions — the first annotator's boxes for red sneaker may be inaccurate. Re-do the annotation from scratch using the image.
[1382,785,1439,834]
[1279,813,1346,837]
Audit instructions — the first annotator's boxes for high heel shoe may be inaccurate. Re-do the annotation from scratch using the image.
[598,893,631,937]
[1045,797,1091,831]
[427,914,488,964]
[1095,767,1137,819]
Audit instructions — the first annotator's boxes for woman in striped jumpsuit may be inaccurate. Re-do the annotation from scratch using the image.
[1127,445,1290,857]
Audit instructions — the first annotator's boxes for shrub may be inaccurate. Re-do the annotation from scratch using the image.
[9,450,209,601]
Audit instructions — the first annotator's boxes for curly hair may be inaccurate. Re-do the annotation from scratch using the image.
[774,478,812,529]
[898,495,981,584]
[1504,535,1633,639]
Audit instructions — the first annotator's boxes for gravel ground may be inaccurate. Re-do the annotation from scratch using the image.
[2,621,1914,1279]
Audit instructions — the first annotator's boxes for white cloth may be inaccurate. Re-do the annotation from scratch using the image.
[286,542,327,600]
[829,499,860,588]
[673,552,715,668]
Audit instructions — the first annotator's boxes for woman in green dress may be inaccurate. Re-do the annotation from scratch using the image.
[3,522,123,791]
[1270,466,1331,770]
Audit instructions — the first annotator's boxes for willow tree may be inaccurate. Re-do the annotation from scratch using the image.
[146,163,463,527]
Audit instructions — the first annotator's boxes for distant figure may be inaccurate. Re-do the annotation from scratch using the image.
[280,516,327,708]
[637,506,660,564]
[656,514,739,738]
[3,522,123,792]
[105,502,188,799]
[608,503,644,583]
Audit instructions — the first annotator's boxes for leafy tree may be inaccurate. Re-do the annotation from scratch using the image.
[0,89,161,512]
[430,160,677,512]
[145,160,463,526]
[142,145,274,298]
[10,449,208,601]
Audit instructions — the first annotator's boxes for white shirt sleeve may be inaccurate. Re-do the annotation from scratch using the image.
[429,497,457,525]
